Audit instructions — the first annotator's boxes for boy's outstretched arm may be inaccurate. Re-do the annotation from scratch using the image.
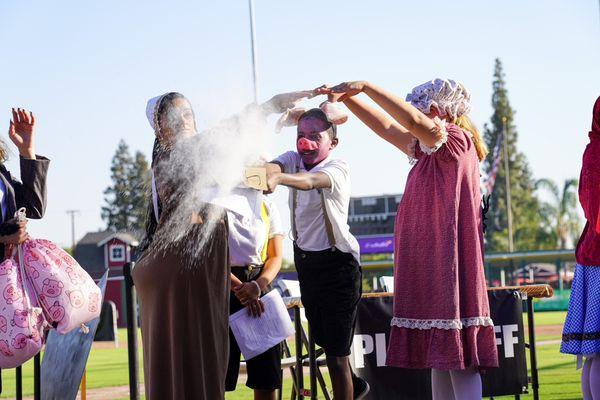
[267,170,331,192]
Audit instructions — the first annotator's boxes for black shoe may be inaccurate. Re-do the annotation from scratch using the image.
[352,375,370,399]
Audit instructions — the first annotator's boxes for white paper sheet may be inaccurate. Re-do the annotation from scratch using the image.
[229,290,295,360]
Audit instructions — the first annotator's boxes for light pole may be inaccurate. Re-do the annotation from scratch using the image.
[248,0,259,103]
[66,210,80,251]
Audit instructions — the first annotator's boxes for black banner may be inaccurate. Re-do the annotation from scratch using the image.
[482,290,528,397]
[350,296,430,400]
[351,290,528,399]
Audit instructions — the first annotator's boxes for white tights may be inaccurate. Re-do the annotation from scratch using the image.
[431,368,482,400]
[582,356,600,399]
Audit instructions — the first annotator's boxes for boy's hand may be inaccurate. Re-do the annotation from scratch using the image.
[265,171,281,194]
[263,91,315,114]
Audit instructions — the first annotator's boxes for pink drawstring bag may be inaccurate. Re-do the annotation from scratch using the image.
[0,255,46,368]
[21,238,101,334]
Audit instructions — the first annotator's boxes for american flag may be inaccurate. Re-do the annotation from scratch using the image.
[484,131,504,195]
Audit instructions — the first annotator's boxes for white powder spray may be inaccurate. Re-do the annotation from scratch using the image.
[147,102,269,265]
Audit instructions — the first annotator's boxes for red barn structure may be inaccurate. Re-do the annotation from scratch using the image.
[73,231,139,327]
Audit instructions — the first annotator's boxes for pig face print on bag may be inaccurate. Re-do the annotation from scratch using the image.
[24,250,39,265]
[25,264,39,279]
[67,290,85,309]
[61,254,76,267]
[0,262,14,277]
[36,240,57,251]
[44,250,63,269]
[20,238,102,334]
[48,301,65,322]
[11,310,30,328]
[0,340,13,357]
[88,293,99,313]
[4,283,23,305]
[66,267,86,285]
[42,279,64,298]
[0,246,45,369]
[12,333,29,349]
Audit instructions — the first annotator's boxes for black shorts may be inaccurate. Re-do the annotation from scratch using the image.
[294,245,362,357]
[225,266,282,391]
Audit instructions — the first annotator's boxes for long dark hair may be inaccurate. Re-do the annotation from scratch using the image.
[0,139,9,163]
[138,92,187,253]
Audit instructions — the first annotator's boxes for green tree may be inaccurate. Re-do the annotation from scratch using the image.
[101,140,150,232]
[483,59,552,252]
[535,178,580,249]
[129,151,151,232]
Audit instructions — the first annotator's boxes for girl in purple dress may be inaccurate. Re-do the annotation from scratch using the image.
[319,79,498,399]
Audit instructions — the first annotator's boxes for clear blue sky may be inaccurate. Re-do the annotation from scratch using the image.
[1,1,599,257]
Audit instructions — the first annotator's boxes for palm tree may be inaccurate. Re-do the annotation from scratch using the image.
[535,178,580,249]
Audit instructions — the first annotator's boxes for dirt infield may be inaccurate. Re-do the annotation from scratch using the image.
[23,384,141,400]
[527,324,563,339]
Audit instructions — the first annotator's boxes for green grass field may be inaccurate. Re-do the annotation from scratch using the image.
[526,310,568,327]
[0,311,583,399]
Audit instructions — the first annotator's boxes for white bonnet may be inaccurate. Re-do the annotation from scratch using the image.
[145,94,167,133]
[406,78,471,119]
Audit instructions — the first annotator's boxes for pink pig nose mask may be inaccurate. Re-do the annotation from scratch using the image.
[276,101,348,168]
[295,115,336,168]
[297,137,319,152]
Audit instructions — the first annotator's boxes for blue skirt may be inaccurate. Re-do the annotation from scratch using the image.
[561,264,600,356]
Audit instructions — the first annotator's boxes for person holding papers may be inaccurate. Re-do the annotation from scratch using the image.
[225,189,285,399]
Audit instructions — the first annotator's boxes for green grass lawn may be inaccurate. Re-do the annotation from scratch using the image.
[1,312,584,399]
[525,310,567,327]
[519,343,581,400]
[0,329,140,398]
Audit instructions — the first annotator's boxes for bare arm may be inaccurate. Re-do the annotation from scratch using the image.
[321,82,443,148]
[269,171,331,192]
[230,273,243,291]
[361,82,442,148]
[232,235,283,317]
[255,235,283,292]
[342,96,415,156]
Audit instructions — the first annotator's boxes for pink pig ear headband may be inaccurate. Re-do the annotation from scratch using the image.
[275,101,348,134]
